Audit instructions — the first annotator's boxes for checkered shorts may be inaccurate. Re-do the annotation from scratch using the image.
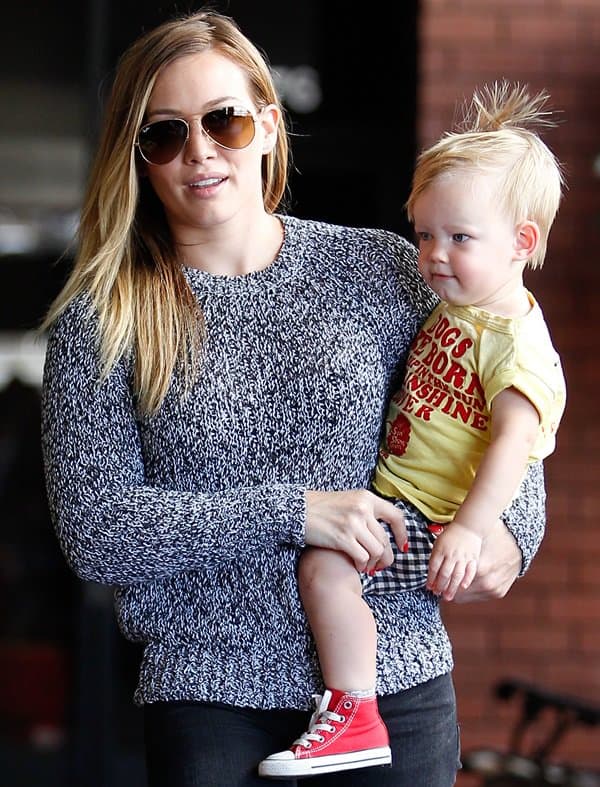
[361,499,445,595]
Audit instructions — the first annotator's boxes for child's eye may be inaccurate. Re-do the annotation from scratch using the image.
[452,233,470,243]
[416,231,432,241]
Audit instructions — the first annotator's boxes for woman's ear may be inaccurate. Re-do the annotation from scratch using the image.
[514,220,540,262]
[260,104,280,154]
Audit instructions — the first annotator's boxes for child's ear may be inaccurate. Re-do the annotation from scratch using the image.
[514,220,540,261]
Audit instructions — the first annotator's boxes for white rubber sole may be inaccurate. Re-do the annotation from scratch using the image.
[258,746,392,779]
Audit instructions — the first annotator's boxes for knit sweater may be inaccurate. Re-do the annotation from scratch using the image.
[41,215,546,710]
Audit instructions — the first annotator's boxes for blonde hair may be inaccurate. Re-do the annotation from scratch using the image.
[406,80,565,269]
[42,9,290,415]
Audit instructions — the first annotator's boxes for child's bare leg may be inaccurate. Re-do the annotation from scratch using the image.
[298,546,376,691]
[258,548,389,778]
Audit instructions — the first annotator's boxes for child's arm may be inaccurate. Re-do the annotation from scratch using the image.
[427,386,541,601]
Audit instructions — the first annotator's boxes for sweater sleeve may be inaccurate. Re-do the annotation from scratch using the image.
[41,301,306,586]
[502,460,546,575]
[375,230,440,368]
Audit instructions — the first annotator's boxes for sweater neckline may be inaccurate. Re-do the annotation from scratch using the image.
[182,214,299,293]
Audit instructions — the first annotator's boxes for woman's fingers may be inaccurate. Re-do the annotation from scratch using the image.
[360,518,393,574]
[304,489,404,573]
[371,497,408,553]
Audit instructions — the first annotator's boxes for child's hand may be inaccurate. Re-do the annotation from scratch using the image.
[427,523,483,601]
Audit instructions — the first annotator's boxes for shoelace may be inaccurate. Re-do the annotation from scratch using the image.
[292,701,346,749]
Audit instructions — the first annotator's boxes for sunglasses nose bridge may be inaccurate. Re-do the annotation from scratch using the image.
[189,116,218,148]
[181,117,218,161]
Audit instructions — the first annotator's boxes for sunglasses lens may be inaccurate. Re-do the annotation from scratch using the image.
[202,107,256,149]
[138,119,188,165]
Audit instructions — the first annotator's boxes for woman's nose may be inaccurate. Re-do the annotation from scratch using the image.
[183,119,216,162]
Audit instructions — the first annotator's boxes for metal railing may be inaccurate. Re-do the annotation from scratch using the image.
[462,678,600,787]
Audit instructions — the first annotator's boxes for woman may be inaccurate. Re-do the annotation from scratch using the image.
[41,9,546,786]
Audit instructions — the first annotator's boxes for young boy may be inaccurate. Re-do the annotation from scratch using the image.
[259,81,567,780]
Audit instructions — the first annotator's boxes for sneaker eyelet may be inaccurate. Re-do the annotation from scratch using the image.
[317,735,325,743]
[339,716,346,723]
[343,700,353,709]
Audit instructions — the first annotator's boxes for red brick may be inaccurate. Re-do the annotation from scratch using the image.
[521,556,570,588]
[558,0,600,7]
[548,594,600,621]
[443,621,490,653]
[453,49,548,77]
[422,11,499,44]
[507,14,579,45]
[580,627,600,653]
[576,560,600,589]
[498,625,570,652]
[541,658,600,693]
[418,47,452,81]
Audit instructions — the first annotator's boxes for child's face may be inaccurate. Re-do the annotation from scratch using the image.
[412,173,526,312]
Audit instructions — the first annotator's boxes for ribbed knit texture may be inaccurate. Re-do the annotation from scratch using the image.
[41,215,546,710]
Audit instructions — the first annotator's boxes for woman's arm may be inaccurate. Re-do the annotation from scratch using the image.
[41,302,306,586]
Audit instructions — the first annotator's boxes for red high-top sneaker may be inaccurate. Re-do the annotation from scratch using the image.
[258,688,391,779]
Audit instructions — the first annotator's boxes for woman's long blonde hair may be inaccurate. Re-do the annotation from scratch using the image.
[42,9,290,415]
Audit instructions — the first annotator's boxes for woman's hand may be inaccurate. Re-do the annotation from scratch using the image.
[427,523,482,601]
[451,518,522,603]
[304,490,407,575]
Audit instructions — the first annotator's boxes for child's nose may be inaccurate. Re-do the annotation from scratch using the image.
[429,239,448,262]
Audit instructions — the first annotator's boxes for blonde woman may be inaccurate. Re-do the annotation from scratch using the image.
[41,11,547,787]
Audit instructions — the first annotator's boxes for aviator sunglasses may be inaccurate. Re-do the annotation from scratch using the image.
[136,106,260,165]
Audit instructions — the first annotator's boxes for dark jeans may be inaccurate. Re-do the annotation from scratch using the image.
[143,673,460,787]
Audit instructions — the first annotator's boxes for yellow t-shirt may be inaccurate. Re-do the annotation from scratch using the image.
[372,294,566,522]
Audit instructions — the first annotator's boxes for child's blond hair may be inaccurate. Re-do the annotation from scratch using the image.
[406,80,565,269]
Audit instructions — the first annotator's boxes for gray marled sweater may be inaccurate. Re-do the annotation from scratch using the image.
[41,215,546,710]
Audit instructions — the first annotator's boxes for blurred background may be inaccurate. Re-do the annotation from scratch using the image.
[0,0,597,785]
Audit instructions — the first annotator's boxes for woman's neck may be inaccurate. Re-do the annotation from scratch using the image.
[176,213,283,276]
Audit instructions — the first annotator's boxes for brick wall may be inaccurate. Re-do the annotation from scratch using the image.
[417,0,600,777]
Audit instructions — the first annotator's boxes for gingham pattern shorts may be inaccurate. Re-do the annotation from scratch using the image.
[361,499,445,595]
